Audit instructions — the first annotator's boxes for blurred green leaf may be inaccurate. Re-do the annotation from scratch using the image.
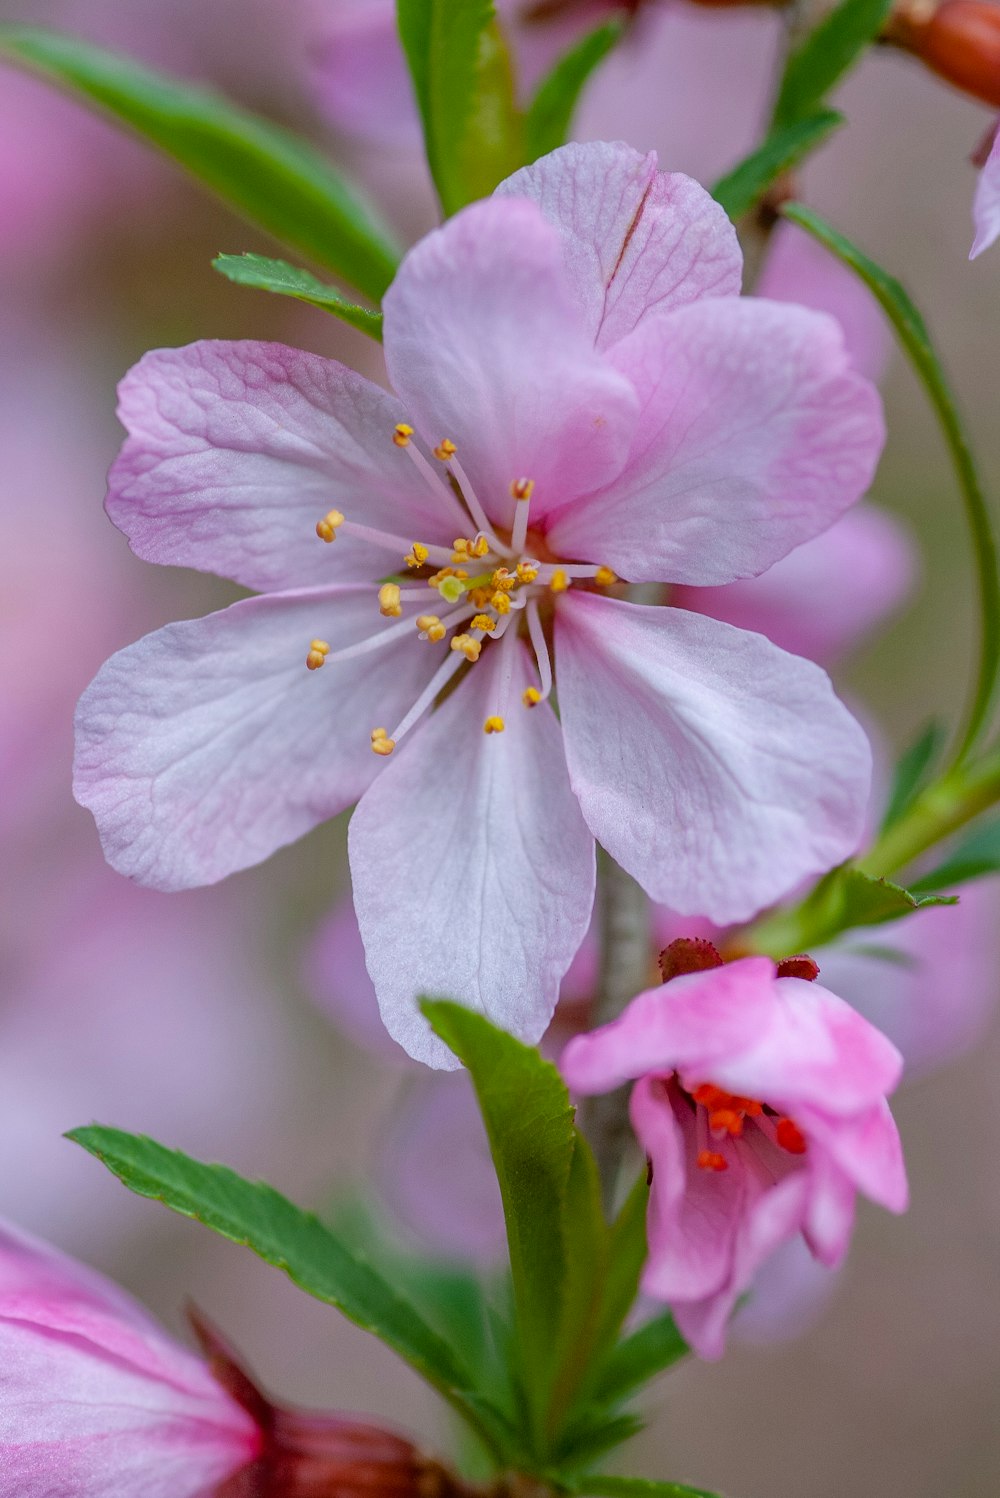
[783,202,1000,760]
[421,1001,610,1455]
[576,1477,721,1498]
[212,254,383,338]
[772,0,894,128]
[909,817,1000,892]
[67,1126,511,1459]
[881,720,947,832]
[592,1311,688,1407]
[397,0,522,216]
[555,1409,647,1469]
[711,110,842,222]
[0,25,400,301]
[524,18,624,160]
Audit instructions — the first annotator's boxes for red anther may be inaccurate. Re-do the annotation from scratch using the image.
[697,1149,729,1172]
[775,954,821,981]
[189,1309,469,1498]
[891,0,1000,107]
[709,1108,745,1137]
[775,1117,808,1155]
[691,1083,727,1108]
[659,936,725,984]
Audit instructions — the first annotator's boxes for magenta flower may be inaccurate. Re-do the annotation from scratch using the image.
[0,1218,260,1495]
[971,120,1000,258]
[561,954,908,1358]
[75,142,883,1067]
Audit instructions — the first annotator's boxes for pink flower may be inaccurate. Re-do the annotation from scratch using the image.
[75,141,883,1068]
[561,954,908,1358]
[971,119,1000,257]
[0,1218,260,1495]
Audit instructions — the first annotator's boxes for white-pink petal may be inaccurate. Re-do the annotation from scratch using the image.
[382,195,639,533]
[546,297,885,584]
[555,594,872,924]
[971,123,1000,259]
[74,587,437,891]
[109,342,465,592]
[495,141,742,349]
[348,638,595,1069]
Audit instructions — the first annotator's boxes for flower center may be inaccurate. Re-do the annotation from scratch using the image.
[686,1082,808,1173]
[306,425,617,755]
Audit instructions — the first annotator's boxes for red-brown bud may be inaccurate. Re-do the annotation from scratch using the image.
[774,954,821,981]
[190,1309,471,1498]
[658,936,725,984]
[890,0,1000,107]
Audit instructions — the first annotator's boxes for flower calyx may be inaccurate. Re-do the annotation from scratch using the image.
[191,1308,472,1498]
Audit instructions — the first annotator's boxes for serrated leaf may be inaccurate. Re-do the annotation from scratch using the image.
[576,1478,721,1498]
[67,1126,511,1459]
[768,864,957,952]
[397,0,522,216]
[881,720,947,832]
[0,26,399,301]
[909,818,1000,892]
[711,110,842,222]
[772,0,894,128]
[524,19,624,160]
[782,202,1000,757]
[212,254,383,339]
[592,1311,688,1408]
[421,1001,609,1455]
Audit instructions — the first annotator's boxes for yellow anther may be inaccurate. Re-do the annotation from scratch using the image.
[454,569,469,580]
[434,438,457,461]
[316,509,345,543]
[483,716,506,734]
[306,648,327,671]
[523,687,542,707]
[595,565,618,587]
[378,583,403,618]
[490,568,515,592]
[472,536,490,557]
[549,569,569,594]
[310,639,330,655]
[509,477,534,502]
[490,591,512,615]
[471,614,497,633]
[404,541,429,569]
[416,613,446,642]
[450,634,482,663]
[370,726,395,756]
[393,423,414,448]
[516,561,539,584]
[452,538,471,555]
[468,586,491,608]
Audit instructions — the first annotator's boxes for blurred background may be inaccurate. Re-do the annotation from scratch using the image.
[1,3,999,1495]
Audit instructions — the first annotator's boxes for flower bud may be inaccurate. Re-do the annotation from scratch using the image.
[890,0,1000,106]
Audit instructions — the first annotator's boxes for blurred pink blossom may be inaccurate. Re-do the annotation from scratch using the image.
[562,955,908,1358]
[971,119,1000,257]
[0,1217,260,1495]
[75,141,880,1068]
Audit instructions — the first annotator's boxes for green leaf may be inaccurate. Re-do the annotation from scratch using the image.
[555,1409,646,1469]
[397,0,522,216]
[421,1001,609,1454]
[881,721,947,832]
[524,19,624,160]
[710,110,842,222]
[782,202,1000,759]
[592,1312,688,1408]
[67,1126,511,1460]
[772,0,894,128]
[212,254,383,339]
[756,864,957,954]
[909,817,1000,892]
[592,1173,649,1357]
[576,1477,721,1498]
[0,25,400,302]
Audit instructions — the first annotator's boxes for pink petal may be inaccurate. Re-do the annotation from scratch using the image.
[545,297,885,584]
[74,587,436,890]
[756,220,891,383]
[307,0,419,147]
[732,1234,842,1346]
[304,898,410,1067]
[797,1100,909,1215]
[555,594,872,924]
[800,1151,858,1268]
[671,503,916,666]
[109,342,466,592]
[560,958,779,1096]
[348,638,595,1069]
[382,196,639,533]
[971,123,1000,259]
[708,974,904,1116]
[495,141,742,349]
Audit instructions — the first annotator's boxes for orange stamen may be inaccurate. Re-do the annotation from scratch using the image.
[776,1118,808,1155]
[697,1150,728,1172]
